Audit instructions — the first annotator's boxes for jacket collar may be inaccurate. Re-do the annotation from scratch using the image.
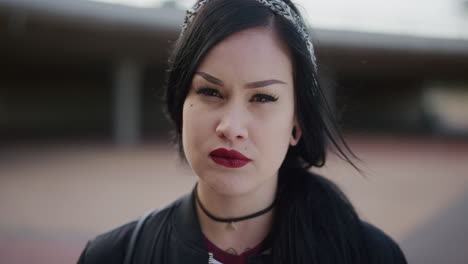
[171,185,272,263]
[172,185,206,250]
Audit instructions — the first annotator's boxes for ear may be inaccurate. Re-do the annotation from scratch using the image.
[289,120,302,146]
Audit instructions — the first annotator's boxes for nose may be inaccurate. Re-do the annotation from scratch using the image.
[215,103,249,142]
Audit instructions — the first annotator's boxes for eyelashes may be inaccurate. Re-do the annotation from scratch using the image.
[196,87,222,98]
[252,93,279,103]
[195,87,279,103]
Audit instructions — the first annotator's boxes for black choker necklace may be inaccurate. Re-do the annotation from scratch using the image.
[195,186,276,231]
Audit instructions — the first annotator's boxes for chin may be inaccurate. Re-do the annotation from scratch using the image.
[199,169,276,199]
[198,171,259,197]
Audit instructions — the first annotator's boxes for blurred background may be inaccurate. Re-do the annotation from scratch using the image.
[1,0,467,263]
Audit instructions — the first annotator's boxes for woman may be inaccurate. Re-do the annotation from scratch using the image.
[78,0,407,263]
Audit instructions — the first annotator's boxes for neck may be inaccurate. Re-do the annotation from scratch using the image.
[196,179,277,254]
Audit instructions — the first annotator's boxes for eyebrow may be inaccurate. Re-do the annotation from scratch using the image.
[195,72,286,88]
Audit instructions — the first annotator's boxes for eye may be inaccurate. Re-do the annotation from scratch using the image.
[250,94,279,103]
[196,87,223,99]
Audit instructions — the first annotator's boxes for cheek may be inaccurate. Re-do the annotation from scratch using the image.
[182,102,197,142]
[252,109,294,165]
[182,101,196,153]
[256,101,295,136]
[258,120,292,150]
[182,100,215,156]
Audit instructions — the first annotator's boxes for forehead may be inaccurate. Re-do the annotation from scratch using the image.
[196,27,293,84]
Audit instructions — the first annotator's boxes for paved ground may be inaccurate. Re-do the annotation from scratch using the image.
[1,135,467,264]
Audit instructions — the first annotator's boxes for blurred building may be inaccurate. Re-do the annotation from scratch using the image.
[1,0,467,146]
[1,1,468,264]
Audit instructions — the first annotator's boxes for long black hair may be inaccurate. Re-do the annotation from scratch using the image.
[164,0,368,263]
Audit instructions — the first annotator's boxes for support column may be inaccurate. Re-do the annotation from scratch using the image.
[113,59,142,147]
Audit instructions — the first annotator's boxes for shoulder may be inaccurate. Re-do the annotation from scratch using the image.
[361,221,407,264]
[77,220,138,264]
[77,202,179,264]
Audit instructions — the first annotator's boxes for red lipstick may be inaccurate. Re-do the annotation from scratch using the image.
[209,148,251,168]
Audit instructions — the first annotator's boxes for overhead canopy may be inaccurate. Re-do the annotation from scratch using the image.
[1,0,467,78]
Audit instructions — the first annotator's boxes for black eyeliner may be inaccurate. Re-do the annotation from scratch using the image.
[252,93,279,103]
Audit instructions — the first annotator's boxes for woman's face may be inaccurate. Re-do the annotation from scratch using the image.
[182,27,301,197]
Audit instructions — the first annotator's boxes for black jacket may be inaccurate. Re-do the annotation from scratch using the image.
[77,189,407,264]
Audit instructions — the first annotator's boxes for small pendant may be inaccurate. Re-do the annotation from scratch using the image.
[227,221,237,231]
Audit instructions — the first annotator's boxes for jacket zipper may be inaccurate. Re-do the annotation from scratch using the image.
[208,252,214,264]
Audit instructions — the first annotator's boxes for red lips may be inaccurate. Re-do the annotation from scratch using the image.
[209,148,251,168]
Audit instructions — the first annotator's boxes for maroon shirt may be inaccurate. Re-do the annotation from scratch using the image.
[204,236,265,264]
